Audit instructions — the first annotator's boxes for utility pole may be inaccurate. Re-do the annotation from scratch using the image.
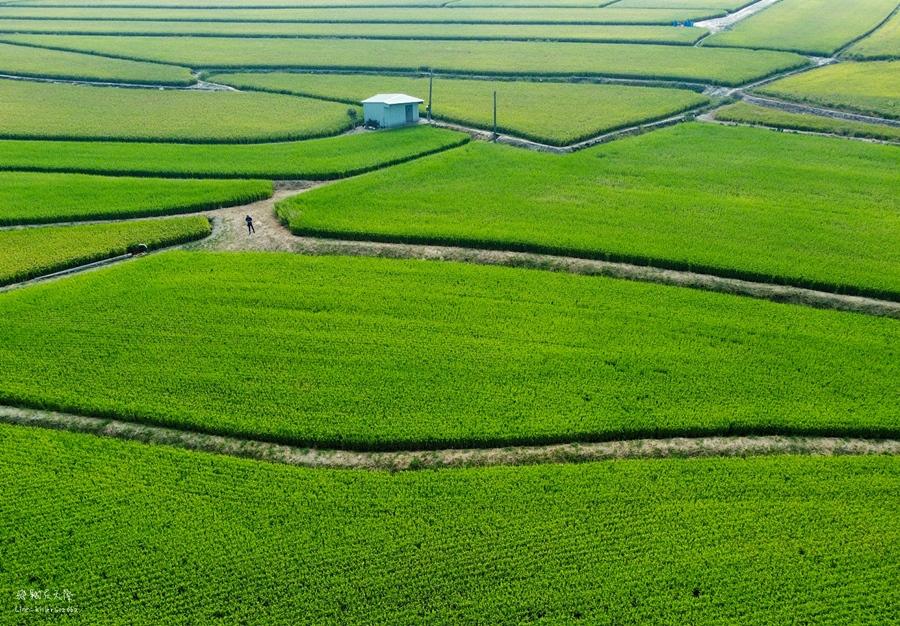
[492,90,497,140]
[427,72,433,122]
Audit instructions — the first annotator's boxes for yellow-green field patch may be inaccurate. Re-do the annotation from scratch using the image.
[0,78,360,141]
[757,61,900,119]
[212,72,709,145]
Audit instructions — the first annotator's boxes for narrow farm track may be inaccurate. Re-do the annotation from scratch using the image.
[1,404,898,471]
[4,182,898,317]
[695,0,782,35]
[194,185,900,317]
[428,100,717,153]
[740,93,900,127]
[696,112,900,145]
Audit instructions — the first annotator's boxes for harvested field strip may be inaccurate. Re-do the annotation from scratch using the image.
[0,20,709,44]
[0,126,469,179]
[0,35,810,85]
[4,405,900,471]
[0,39,190,83]
[756,61,900,120]
[845,9,900,59]
[0,172,271,224]
[704,0,899,56]
[211,72,710,146]
[0,252,896,450]
[0,7,726,23]
[281,123,900,300]
[712,101,900,142]
[0,78,360,142]
[2,423,899,623]
[0,217,209,285]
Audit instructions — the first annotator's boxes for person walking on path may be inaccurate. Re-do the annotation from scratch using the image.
[245,215,255,235]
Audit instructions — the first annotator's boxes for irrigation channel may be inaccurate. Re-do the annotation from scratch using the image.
[2,405,898,472]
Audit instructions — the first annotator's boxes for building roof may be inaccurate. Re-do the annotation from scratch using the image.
[361,93,424,105]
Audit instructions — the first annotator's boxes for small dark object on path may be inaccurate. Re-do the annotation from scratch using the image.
[128,243,148,255]
[245,215,255,235]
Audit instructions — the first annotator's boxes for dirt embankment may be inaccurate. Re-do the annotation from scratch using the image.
[2,404,898,472]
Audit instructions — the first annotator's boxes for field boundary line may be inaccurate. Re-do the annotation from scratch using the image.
[424,99,717,152]
[0,223,213,292]
[286,234,900,313]
[697,112,899,145]
[0,28,708,46]
[695,0,781,35]
[834,2,900,58]
[0,37,808,88]
[741,93,900,126]
[1,404,898,471]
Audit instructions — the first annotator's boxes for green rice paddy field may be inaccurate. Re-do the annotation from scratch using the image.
[281,123,900,298]
[0,126,468,178]
[757,61,900,119]
[613,0,750,7]
[713,101,900,141]
[1,35,809,85]
[1,1,898,621]
[2,425,899,623]
[0,7,724,24]
[0,40,191,84]
[211,72,709,145]
[0,172,270,224]
[705,0,898,55]
[0,252,896,449]
[0,78,359,142]
[0,217,209,285]
[846,9,900,59]
[0,21,709,44]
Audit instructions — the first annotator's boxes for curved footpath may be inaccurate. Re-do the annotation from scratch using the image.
[2,405,898,471]
[4,183,900,318]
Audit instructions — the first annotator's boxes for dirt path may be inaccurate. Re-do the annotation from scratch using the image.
[741,93,900,127]
[697,111,899,145]
[188,185,900,318]
[695,0,783,34]
[285,235,900,318]
[430,101,715,154]
[5,182,898,317]
[191,181,325,252]
[1,404,897,471]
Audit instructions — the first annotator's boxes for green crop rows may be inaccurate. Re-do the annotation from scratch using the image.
[705,0,899,56]
[0,78,360,142]
[0,252,897,449]
[0,7,724,24]
[714,101,900,142]
[211,72,709,145]
[757,61,900,120]
[2,35,809,85]
[614,0,751,7]
[846,10,900,59]
[0,126,469,179]
[0,40,191,84]
[0,172,270,224]
[2,0,451,5]
[0,21,709,44]
[2,423,899,623]
[281,123,900,299]
[0,217,209,285]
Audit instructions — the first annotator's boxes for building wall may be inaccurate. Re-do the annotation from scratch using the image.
[364,102,420,128]
[363,102,386,127]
